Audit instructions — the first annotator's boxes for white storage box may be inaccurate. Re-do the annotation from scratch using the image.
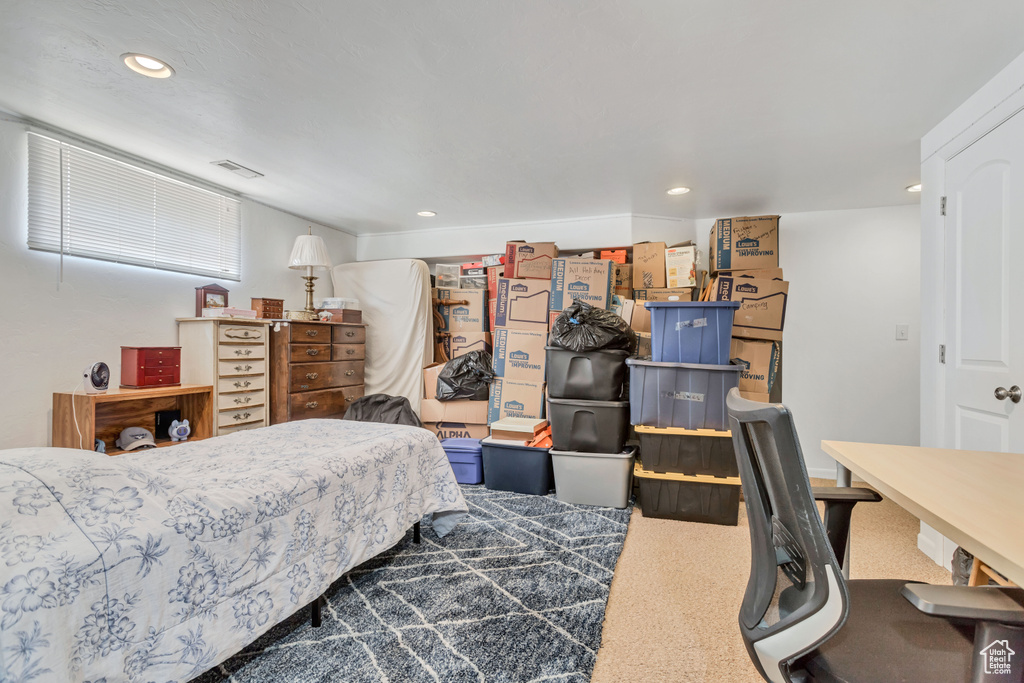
[550,446,636,508]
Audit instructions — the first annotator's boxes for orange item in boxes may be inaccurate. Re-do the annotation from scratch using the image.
[601,249,628,264]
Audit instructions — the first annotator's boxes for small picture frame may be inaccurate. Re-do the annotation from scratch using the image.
[195,283,229,317]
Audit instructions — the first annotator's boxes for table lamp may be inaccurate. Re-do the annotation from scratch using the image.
[288,227,332,321]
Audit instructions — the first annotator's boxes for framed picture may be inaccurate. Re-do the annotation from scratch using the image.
[195,283,229,317]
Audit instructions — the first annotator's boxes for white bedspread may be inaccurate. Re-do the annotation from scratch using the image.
[0,420,467,683]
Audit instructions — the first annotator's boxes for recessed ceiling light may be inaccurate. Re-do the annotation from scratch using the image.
[666,187,691,196]
[417,211,437,217]
[906,183,922,193]
[121,53,174,79]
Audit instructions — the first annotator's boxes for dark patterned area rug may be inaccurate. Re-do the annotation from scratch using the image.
[193,485,632,683]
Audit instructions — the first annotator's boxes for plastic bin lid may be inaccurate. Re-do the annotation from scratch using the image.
[546,397,629,408]
[549,445,637,459]
[480,436,550,452]
[643,301,741,309]
[634,425,732,437]
[625,358,741,372]
[440,438,483,453]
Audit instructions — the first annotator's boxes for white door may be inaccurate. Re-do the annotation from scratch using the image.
[944,111,1024,453]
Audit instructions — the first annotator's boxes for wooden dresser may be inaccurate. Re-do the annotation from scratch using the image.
[177,318,272,436]
[270,321,366,424]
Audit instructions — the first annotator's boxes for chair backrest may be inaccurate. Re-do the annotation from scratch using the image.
[726,388,849,683]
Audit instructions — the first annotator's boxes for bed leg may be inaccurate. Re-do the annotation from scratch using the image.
[413,521,421,544]
[311,594,324,628]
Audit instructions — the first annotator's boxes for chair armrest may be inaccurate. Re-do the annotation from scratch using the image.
[901,583,1024,625]
[812,487,882,503]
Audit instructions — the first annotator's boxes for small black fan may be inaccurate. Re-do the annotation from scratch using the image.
[83,362,110,394]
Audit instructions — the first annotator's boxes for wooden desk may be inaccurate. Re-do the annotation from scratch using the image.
[822,440,1024,587]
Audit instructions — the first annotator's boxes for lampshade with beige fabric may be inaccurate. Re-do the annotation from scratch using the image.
[288,228,332,318]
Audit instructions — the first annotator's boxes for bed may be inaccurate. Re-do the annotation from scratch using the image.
[0,419,467,683]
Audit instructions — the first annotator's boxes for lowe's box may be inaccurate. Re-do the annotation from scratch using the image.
[550,258,614,310]
[709,215,780,273]
[505,241,558,279]
[434,288,488,332]
[730,338,780,395]
[442,331,492,359]
[495,278,552,331]
[488,378,546,423]
[710,274,789,341]
[492,328,547,381]
[634,288,693,302]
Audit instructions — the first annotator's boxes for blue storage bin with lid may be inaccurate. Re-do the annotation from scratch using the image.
[440,438,484,484]
[646,301,740,364]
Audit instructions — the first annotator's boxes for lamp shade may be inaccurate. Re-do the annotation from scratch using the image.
[288,234,332,270]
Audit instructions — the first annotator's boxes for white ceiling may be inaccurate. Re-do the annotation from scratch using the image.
[1,1,1022,235]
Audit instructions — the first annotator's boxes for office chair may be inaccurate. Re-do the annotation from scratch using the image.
[726,389,1024,683]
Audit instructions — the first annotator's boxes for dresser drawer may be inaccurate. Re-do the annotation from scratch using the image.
[290,344,331,362]
[218,359,266,376]
[332,344,365,361]
[143,365,179,376]
[218,325,267,343]
[290,323,331,343]
[218,421,264,436]
[218,344,266,361]
[141,356,179,368]
[288,361,364,392]
[144,348,181,362]
[332,325,366,344]
[218,390,265,411]
[218,404,266,428]
[288,385,364,421]
[142,373,180,387]
[218,375,266,393]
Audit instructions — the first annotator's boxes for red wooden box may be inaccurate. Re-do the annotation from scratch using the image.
[120,346,181,388]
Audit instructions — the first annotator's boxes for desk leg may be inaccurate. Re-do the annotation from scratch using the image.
[836,462,852,579]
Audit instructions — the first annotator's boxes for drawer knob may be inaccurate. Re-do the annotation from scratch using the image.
[346,396,354,402]
[345,331,355,337]
[233,380,251,388]
[306,401,319,409]
[346,349,354,355]
[234,364,253,372]
[306,348,320,356]
[234,396,252,405]
[235,349,253,357]
[306,329,319,337]
[345,370,355,376]
[233,411,251,421]
[306,372,319,380]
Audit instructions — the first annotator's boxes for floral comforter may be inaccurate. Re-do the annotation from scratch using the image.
[0,419,467,683]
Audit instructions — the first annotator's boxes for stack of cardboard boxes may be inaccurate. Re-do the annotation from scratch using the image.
[489,241,557,424]
[707,215,787,402]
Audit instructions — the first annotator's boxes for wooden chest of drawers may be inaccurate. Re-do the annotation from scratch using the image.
[177,318,273,436]
[120,346,181,388]
[270,321,366,424]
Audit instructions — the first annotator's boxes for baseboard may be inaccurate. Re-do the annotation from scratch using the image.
[806,467,840,480]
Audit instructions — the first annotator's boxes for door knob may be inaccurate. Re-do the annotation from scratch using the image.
[994,385,1022,403]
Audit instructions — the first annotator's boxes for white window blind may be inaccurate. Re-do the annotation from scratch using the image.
[27,133,242,280]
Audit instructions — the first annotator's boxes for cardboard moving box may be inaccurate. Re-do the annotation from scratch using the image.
[494,278,552,331]
[488,378,546,423]
[441,331,492,359]
[710,274,789,341]
[730,338,780,395]
[423,362,447,399]
[492,328,547,382]
[665,244,697,288]
[434,287,488,332]
[486,265,504,299]
[601,249,628,263]
[424,422,491,440]
[421,398,489,424]
[614,264,633,299]
[634,288,693,302]
[505,241,558,279]
[550,258,615,310]
[709,215,780,273]
[632,241,667,289]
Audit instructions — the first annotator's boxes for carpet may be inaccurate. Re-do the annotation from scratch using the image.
[194,485,632,682]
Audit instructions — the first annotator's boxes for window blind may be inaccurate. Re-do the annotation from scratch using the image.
[27,133,242,281]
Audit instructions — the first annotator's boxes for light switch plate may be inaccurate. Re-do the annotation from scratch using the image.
[896,324,910,340]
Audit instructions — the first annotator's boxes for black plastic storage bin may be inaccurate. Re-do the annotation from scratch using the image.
[545,346,629,400]
[635,426,738,477]
[548,398,629,453]
[626,358,741,431]
[635,464,740,526]
[480,437,554,495]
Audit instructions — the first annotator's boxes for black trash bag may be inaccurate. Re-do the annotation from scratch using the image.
[436,351,495,401]
[343,394,422,427]
[549,300,636,353]
[951,546,974,586]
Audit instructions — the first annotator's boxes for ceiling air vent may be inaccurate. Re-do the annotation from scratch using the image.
[210,159,264,179]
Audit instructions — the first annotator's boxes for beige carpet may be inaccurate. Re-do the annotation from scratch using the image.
[591,479,953,682]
